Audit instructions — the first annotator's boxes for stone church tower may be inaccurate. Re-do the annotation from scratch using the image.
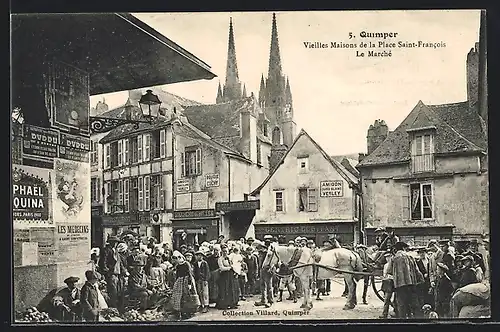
[216,18,245,103]
[258,13,296,148]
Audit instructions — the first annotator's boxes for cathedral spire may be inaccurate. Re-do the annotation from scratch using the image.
[285,76,293,106]
[268,13,283,81]
[258,74,266,107]
[222,17,242,101]
[242,84,247,98]
[216,81,223,104]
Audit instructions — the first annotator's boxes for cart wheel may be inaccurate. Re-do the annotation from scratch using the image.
[371,275,385,302]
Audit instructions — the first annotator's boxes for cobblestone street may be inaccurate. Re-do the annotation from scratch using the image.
[188,277,386,321]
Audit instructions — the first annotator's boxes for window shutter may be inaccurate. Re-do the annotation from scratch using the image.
[137,136,143,162]
[105,144,110,169]
[138,177,144,211]
[401,184,410,221]
[124,179,129,212]
[143,134,150,162]
[196,148,202,174]
[118,140,123,166]
[144,175,150,211]
[124,139,129,165]
[181,151,185,177]
[160,129,166,158]
[160,174,165,209]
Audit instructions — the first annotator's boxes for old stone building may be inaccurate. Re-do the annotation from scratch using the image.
[357,14,488,247]
[250,130,361,245]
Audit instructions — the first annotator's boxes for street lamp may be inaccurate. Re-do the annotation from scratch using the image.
[89,89,162,134]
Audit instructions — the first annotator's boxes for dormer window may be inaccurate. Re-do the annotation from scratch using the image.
[297,156,309,173]
[410,132,435,173]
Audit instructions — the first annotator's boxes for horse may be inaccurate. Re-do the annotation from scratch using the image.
[262,244,364,310]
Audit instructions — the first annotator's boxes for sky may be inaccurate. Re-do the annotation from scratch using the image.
[90,10,481,156]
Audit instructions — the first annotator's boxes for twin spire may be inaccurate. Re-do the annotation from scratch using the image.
[216,13,292,109]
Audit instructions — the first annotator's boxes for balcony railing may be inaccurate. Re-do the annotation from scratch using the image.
[411,153,435,173]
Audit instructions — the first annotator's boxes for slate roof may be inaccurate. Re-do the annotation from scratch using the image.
[250,129,359,195]
[357,101,487,167]
[182,96,272,154]
[98,87,201,143]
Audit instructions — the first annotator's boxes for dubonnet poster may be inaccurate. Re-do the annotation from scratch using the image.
[10,9,490,324]
[52,158,90,223]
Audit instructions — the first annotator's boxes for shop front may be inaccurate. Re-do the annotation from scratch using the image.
[254,222,355,246]
[171,209,220,250]
[216,200,260,240]
[365,226,454,247]
[102,213,141,242]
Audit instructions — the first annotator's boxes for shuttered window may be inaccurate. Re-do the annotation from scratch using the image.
[144,175,150,211]
[118,140,123,166]
[124,179,129,212]
[138,177,144,211]
[137,135,143,163]
[160,129,166,158]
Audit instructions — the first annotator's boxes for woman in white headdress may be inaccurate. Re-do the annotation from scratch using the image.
[170,251,200,320]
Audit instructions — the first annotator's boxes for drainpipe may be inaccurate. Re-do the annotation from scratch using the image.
[359,179,366,244]
[227,155,231,202]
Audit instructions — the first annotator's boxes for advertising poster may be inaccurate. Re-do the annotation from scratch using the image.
[22,124,59,160]
[50,61,90,133]
[52,158,90,223]
[56,223,91,262]
[320,180,344,197]
[30,227,57,264]
[58,132,91,162]
[12,165,52,223]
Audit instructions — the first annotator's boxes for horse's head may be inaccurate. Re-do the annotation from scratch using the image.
[262,243,280,270]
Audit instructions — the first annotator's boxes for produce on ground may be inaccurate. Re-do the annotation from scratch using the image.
[121,309,167,321]
[15,307,53,323]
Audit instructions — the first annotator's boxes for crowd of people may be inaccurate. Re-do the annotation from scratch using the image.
[40,229,490,322]
[374,229,491,319]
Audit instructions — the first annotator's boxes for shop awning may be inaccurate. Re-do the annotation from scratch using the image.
[11,13,217,95]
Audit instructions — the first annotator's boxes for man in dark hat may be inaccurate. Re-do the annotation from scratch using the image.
[179,244,188,255]
[53,276,82,321]
[98,235,127,312]
[415,247,432,307]
[255,237,274,308]
[387,241,421,318]
[244,245,259,295]
[217,234,226,244]
[246,237,255,246]
[435,262,454,318]
[458,256,478,288]
[80,270,102,322]
[128,257,152,312]
[193,250,210,313]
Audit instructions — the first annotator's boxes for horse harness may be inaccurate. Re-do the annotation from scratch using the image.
[268,247,304,278]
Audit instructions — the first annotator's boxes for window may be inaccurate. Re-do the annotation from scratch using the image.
[104,144,110,169]
[90,141,98,165]
[138,177,144,211]
[144,175,150,211]
[182,147,202,177]
[151,175,163,210]
[110,142,118,168]
[130,178,138,212]
[152,130,161,159]
[297,157,309,173]
[144,134,151,161]
[275,191,284,212]
[91,177,100,203]
[105,182,111,213]
[118,179,124,212]
[137,135,143,163]
[118,140,123,166]
[404,183,433,220]
[298,188,318,212]
[131,137,138,163]
[160,129,166,158]
[257,140,262,165]
[123,139,129,165]
[123,179,129,212]
[110,180,119,212]
[411,133,434,172]
[263,123,268,137]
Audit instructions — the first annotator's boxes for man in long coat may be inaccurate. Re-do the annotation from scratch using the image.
[254,238,274,308]
[98,236,127,311]
[387,241,421,318]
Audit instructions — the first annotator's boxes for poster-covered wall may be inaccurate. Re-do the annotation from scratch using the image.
[56,223,91,263]
[12,165,52,223]
[52,158,90,224]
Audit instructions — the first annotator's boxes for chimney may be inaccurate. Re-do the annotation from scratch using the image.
[358,153,366,163]
[367,120,388,155]
[269,144,287,172]
[239,103,258,163]
[478,10,487,125]
[466,42,480,108]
